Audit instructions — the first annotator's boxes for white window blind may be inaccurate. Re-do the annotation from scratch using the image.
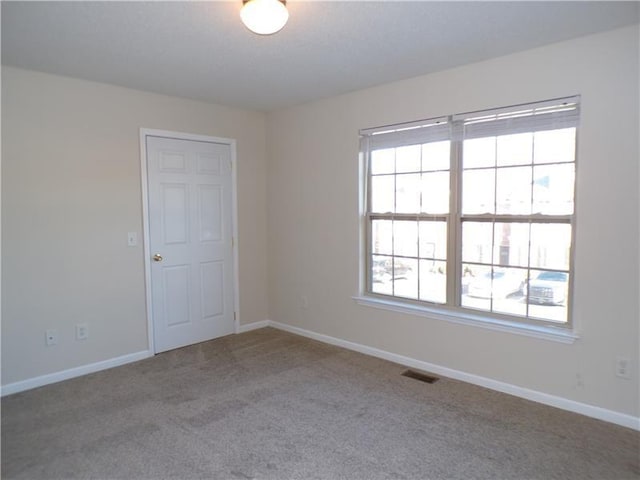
[362,117,450,150]
[454,96,580,139]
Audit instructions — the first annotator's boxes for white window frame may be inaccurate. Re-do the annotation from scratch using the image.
[355,97,580,343]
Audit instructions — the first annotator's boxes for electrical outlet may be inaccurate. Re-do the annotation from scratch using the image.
[301,295,309,309]
[45,329,57,346]
[615,356,631,379]
[76,323,89,341]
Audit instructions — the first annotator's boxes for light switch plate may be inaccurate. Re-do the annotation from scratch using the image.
[127,232,137,247]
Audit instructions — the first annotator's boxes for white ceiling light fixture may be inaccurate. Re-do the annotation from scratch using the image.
[240,0,289,35]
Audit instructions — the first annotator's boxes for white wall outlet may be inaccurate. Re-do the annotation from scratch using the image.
[615,356,631,379]
[301,295,309,309]
[76,323,89,341]
[127,232,137,247]
[45,329,57,346]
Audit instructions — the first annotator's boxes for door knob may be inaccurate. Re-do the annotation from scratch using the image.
[153,253,163,262]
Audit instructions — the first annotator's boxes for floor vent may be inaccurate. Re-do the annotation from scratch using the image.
[401,369,439,384]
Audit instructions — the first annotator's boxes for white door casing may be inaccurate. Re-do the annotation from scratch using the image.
[141,131,238,354]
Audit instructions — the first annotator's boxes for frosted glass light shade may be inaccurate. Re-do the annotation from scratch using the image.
[240,0,289,35]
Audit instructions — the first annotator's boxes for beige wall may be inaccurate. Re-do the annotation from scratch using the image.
[266,25,639,416]
[2,67,268,385]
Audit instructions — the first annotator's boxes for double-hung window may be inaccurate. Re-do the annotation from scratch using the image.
[361,97,579,328]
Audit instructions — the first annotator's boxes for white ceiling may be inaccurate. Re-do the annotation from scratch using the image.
[2,1,638,112]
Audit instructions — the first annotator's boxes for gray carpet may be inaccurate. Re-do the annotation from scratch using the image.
[2,327,638,479]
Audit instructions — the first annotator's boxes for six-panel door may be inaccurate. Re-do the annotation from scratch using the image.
[147,136,234,353]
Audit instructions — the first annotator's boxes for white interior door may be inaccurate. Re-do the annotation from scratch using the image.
[146,135,235,353]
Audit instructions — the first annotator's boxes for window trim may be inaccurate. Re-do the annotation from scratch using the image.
[358,96,580,337]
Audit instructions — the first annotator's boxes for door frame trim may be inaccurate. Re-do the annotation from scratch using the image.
[139,128,240,354]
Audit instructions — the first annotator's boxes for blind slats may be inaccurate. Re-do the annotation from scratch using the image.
[461,108,579,140]
[367,122,450,150]
[452,95,579,122]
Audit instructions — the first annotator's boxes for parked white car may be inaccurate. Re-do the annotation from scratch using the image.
[528,271,568,305]
[467,270,525,299]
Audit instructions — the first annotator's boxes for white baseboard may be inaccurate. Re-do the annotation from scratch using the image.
[1,350,153,397]
[236,320,271,333]
[265,320,640,431]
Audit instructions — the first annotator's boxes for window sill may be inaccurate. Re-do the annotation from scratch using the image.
[352,295,579,344]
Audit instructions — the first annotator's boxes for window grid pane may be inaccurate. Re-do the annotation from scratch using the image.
[369,217,448,304]
[458,119,575,322]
